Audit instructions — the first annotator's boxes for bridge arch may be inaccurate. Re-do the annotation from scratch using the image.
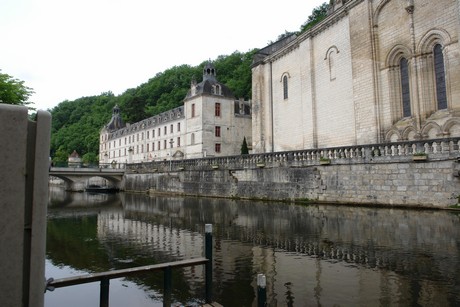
[49,167,125,192]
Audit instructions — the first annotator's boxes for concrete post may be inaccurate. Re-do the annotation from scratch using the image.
[0,104,51,307]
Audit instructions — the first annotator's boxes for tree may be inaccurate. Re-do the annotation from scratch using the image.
[241,137,249,155]
[0,70,35,109]
[300,2,329,33]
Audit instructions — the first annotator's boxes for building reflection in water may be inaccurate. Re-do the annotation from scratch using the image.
[46,188,460,306]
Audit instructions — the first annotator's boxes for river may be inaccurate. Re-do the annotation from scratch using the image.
[45,187,460,306]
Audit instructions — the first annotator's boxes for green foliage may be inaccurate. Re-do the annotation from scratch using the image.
[50,92,116,160]
[300,2,329,33]
[0,70,35,109]
[241,137,249,155]
[82,152,98,164]
[52,147,70,165]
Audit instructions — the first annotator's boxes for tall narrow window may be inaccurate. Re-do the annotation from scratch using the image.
[215,103,221,117]
[215,126,221,137]
[434,44,447,110]
[215,143,221,153]
[177,122,181,132]
[329,50,336,80]
[400,58,411,117]
[170,124,173,134]
[283,75,288,99]
[177,137,180,147]
[191,104,195,117]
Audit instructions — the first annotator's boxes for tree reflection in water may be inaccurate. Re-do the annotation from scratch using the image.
[45,188,460,306]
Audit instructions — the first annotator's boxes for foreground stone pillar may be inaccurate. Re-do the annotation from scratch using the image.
[0,104,51,307]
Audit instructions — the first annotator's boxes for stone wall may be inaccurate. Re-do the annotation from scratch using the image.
[125,138,460,208]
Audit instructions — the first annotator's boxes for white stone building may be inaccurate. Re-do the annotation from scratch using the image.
[251,0,460,153]
[99,63,252,164]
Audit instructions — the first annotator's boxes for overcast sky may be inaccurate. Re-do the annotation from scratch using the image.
[1,0,325,111]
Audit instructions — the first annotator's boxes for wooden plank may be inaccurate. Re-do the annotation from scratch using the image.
[50,257,208,288]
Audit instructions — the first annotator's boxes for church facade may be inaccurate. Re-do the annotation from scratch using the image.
[251,0,460,153]
[99,63,252,164]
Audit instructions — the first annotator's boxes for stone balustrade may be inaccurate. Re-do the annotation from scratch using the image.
[126,137,460,173]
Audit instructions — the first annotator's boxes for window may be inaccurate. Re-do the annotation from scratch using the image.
[137,134,139,141]
[215,103,221,117]
[147,143,149,152]
[434,44,447,110]
[329,50,336,80]
[152,142,155,151]
[158,128,161,136]
[164,140,167,149]
[119,139,121,146]
[124,148,126,156]
[215,126,221,137]
[170,139,173,148]
[152,129,155,138]
[170,124,173,134]
[136,145,139,154]
[158,141,161,150]
[164,126,167,135]
[215,143,221,153]
[283,75,288,99]
[177,122,181,132]
[400,58,411,117]
[124,137,126,145]
[177,137,180,147]
[141,132,144,140]
[141,144,144,153]
[191,104,195,117]
[191,133,195,145]
[147,131,149,139]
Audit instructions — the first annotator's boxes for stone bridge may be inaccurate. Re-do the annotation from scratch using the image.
[49,167,125,191]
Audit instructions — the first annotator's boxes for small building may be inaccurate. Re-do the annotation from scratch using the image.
[68,150,82,167]
[99,62,252,164]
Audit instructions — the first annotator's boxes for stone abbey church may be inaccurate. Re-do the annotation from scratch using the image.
[101,0,460,163]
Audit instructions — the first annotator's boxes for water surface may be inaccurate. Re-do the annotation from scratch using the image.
[45,188,460,306]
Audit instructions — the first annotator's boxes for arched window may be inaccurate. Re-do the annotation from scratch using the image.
[400,58,411,117]
[283,75,288,99]
[329,50,336,80]
[434,44,447,110]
